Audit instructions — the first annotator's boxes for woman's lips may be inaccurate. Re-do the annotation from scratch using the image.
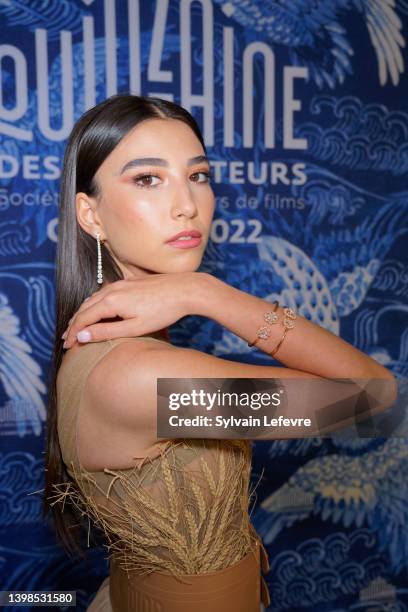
[166,236,202,249]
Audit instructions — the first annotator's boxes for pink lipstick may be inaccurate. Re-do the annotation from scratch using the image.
[165,229,202,249]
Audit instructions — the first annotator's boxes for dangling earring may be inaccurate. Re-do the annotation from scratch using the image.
[96,232,103,284]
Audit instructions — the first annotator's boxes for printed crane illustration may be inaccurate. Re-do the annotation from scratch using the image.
[0,291,47,436]
[255,434,408,574]
[215,0,406,88]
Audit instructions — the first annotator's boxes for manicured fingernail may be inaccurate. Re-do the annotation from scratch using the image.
[61,331,67,339]
[84,297,90,302]
[63,341,67,348]
[77,330,91,342]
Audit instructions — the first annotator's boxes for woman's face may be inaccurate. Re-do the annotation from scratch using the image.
[76,117,215,279]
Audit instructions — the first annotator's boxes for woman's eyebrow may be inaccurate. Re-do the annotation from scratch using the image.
[119,155,209,175]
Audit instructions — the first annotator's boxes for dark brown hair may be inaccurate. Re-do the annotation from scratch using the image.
[43,94,207,556]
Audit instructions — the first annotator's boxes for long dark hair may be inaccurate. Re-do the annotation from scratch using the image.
[43,94,207,556]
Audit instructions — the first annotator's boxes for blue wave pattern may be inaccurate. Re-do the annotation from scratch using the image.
[298,96,408,174]
[0,0,83,41]
[0,1,407,611]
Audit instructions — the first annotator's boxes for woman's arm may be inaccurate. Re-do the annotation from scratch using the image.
[75,272,397,445]
[190,273,395,381]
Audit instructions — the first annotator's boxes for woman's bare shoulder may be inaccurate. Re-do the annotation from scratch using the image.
[57,336,172,386]
[81,336,315,430]
[74,336,180,436]
[81,335,182,397]
[60,335,173,365]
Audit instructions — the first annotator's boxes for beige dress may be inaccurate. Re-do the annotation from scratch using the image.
[50,337,271,611]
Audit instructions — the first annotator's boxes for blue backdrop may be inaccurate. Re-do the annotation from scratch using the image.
[1,1,407,610]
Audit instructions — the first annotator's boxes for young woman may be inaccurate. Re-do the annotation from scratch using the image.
[44,94,396,612]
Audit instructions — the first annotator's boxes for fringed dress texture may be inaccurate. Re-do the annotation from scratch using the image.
[50,338,271,611]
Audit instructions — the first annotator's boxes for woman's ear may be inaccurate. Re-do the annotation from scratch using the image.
[75,192,105,240]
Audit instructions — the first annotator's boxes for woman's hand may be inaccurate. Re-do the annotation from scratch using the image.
[61,272,206,348]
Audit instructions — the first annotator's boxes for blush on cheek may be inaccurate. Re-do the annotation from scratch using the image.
[117,205,143,224]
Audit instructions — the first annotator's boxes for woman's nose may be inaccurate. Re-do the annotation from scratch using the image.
[170,185,198,218]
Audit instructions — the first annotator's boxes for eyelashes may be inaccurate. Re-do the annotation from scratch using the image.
[131,171,212,188]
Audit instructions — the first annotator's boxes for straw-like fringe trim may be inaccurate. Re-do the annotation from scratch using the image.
[50,439,262,579]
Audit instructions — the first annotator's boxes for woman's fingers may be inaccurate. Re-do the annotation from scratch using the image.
[70,318,144,345]
[61,290,109,340]
[63,297,119,348]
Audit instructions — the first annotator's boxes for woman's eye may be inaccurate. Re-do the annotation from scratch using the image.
[132,171,212,187]
[132,174,161,187]
[191,171,212,183]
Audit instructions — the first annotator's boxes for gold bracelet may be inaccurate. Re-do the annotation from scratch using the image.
[248,300,279,347]
[269,307,297,357]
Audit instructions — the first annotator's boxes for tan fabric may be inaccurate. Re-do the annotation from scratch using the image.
[51,337,271,611]
[86,577,111,612]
